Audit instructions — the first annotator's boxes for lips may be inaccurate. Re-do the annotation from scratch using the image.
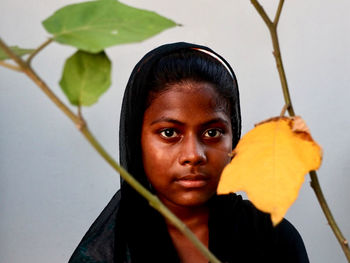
[175,174,209,188]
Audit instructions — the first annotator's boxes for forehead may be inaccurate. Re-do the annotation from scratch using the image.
[144,81,230,122]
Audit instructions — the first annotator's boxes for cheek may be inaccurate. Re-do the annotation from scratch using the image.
[141,134,172,182]
[209,138,232,170]
[143,147,165,174]
[141,135,157,175]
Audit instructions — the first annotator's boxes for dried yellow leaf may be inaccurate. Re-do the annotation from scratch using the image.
[217,116,322,225]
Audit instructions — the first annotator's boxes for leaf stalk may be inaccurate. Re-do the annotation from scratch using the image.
[27,38,53,65]
[250,1,350,261]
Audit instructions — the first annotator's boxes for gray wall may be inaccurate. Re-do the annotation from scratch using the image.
[1,0,349,262]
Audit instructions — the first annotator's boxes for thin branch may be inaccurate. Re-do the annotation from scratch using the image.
[0,37,222,263]
[27,38,53,65]
[0,38,28,70]
[269,28,295,116]
[250,0,295,116]
[250,0,272,27]
[27,66,81,125]
[0,60,22,72]
[309,171,350,260]
[0,38,79,124]
[273,0,284,26]
[251,2,350,261]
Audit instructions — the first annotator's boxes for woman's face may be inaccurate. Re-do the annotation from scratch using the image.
[141,81,233,210]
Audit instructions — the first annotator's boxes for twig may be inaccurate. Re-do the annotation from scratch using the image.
[0,37,222,263]
[250,0,272,27]
[0,37,28,70]
[250,1,350,261]
[273,0,284,26]
[250,0,295,116]
[27,38,53,65]
[1,37,78,124]
[0,60,22,72]
[309,171,350,260]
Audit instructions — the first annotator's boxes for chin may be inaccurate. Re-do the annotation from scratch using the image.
[176,192,214,207]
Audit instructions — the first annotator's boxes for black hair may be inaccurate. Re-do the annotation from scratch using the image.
[145,48,238,142]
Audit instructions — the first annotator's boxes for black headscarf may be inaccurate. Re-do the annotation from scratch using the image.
[69,42,241,263]
[119,42,241,185]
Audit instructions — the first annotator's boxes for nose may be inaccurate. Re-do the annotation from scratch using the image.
[179,134,207,166]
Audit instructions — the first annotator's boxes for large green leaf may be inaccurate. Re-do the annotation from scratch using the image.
[0,46,34,60]
[59,50,111,106]
[42,0,177,53]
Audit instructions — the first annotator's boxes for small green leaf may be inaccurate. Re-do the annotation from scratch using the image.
[42,0,177,53]
[59,50,111,106]
[0,46,34,60]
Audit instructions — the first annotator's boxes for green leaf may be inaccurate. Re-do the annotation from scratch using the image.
[59,50,111,106]
[42,0,177,53]
[0,46,34,60]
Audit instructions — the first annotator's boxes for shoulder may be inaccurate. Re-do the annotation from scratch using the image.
[69,190,122,263]
[273,218,309,262]
[210,194,309,262]
[210,193,272,228]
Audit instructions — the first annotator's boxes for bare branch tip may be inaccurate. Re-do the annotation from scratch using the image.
[273,0,285,26]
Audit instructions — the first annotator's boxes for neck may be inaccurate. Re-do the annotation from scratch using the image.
[165,204,210,263]
[167,205,209,230]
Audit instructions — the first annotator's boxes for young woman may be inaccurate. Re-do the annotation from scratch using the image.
[69,42,309,263]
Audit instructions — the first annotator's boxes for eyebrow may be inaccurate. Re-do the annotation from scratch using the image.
[150,117,230,126]
[150,117,183,126]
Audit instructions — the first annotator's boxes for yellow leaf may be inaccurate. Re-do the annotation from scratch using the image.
[217,116,322,225]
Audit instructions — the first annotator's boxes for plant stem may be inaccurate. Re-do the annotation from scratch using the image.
[0,37,221,263]
[269,28,295,116]
[310,171,350,260]
[0,37,29,70]
[250,1,350,261]
[0,38,80,125]
[0,60,22,72]
[250,0,294,116]
[273,0,284,26]
[27,38,53,65]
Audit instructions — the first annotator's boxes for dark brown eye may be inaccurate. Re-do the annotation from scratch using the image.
[203,129,222,138]
[160,129,178,138]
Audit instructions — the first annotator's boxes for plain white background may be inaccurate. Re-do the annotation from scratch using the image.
[1,0,349,262]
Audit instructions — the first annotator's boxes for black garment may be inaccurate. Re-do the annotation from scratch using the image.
[69,192,308,263]
[69,42,309,263]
